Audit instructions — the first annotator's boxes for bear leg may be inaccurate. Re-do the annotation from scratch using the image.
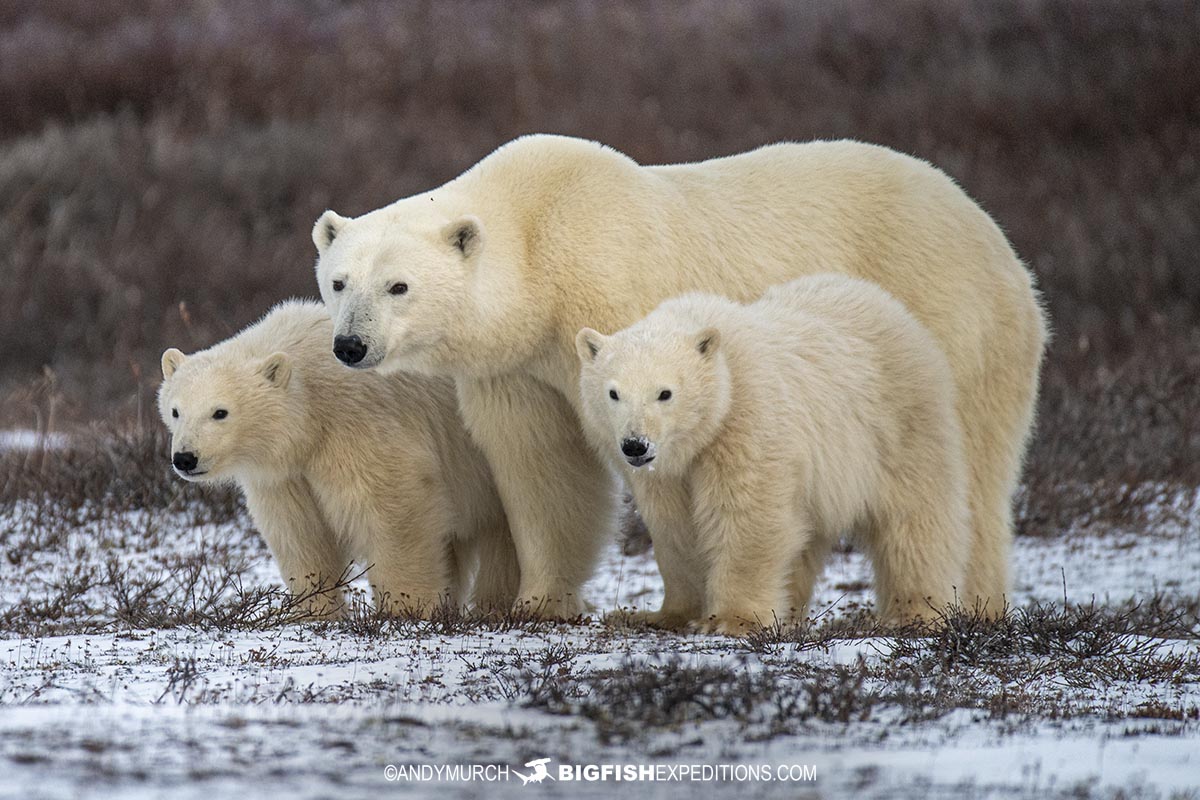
[242,478,349,620]
[367,497,459,618]
[458,374,614,619]
[786,534,835,624]
[445,539,476,607]
[635,532,704,630]
[695,497,804,635]
[958,310,1044,617]
[627,480,704,630]
[865,503,969,624]
[467,517,522,612]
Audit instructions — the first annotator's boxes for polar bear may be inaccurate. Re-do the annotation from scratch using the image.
[157,300,517,618]
[575,275,971,633]
[311,135,1046,618]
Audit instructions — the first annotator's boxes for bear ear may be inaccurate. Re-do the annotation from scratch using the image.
[312,210,348,253]
[259,352,292,388]
[695,327,720,357]
[161,348,188,379]
[442,216,484,259]
[575,328,608,363]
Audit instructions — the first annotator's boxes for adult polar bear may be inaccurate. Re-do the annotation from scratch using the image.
[312,135,1046,619]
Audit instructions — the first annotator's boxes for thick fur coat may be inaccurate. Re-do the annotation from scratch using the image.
[158,300,517,616]
[577,275,970,632]
[312,135,1046,617]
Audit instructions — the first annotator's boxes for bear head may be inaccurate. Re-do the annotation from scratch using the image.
[157,346,299,483]
[311,204,485,376]
[575,321,730,477]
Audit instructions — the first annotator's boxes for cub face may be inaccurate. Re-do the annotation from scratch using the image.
[575,324,724,477]
[157,348,292,483]
[312,207,484,375]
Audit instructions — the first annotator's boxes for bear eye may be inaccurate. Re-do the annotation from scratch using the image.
[171,408,179,419]
[331,280,345,292]
[609,389,619,401]
[389,282,408,296]
[212,409,228,420]
[658,390,672,401]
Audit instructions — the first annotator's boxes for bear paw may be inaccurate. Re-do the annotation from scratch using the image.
[692,612,766,637]
[614,608,695,631]
[514,593,589,621]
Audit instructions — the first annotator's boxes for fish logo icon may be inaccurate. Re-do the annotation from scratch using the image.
[514,757,555,785]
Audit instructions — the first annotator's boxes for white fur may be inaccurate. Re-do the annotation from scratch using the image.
[578,275,971,633]
[157,300,517,617]
[312,135,1047,617]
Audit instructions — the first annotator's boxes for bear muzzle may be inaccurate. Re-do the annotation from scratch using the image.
[333,334,369,365]
[621,436,657,468]
[171,450,205,476]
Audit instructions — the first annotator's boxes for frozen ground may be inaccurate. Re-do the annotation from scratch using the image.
[1,488,1198,799]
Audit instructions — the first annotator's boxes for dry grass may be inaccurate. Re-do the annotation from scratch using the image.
[520,601,1200,742]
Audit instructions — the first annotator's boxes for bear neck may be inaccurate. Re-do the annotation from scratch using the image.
[688,355,735,466]
[428,138,645,383]
[416,194,551,380]
[260,376,321,482]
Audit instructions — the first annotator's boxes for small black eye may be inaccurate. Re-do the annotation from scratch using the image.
[212,409,228,420]
[332,280,345,292]
[658,390,672,401]
[389,282,408,296]
[609,389,619,401]
[171,408,179,419]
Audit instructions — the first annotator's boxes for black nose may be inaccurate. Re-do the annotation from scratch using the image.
[172,451,198,472]
[621,438,648,458]
[333,334,368,365]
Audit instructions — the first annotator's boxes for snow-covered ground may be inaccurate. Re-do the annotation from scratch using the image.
[1,496,1198,799]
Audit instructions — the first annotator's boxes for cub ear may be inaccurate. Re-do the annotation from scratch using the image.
[259,352,292,388]
[442,215,484,259]
[161,348,188,379]
[312,210,348,253]
[695,327,720,357]
[575,328,608,363]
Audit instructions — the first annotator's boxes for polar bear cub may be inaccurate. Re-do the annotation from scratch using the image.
[158,300,517,618]
[576,275,971,633]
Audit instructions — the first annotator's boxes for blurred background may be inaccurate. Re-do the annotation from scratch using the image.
[1,0,1197,533]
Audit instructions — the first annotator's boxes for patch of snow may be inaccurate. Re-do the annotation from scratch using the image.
[1,495,1198,799]
[0,429,69,452]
